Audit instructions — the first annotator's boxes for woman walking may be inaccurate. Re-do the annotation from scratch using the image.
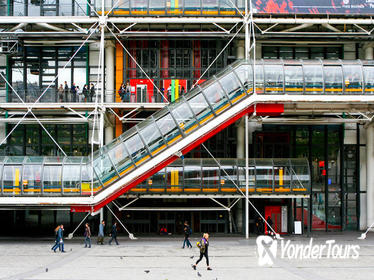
[84,223,91,248]
[192,233,212,271]
[51,225,60,252]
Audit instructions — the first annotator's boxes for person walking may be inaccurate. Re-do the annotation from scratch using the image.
[58,84,64,102]
[70,83,77,102]
[125,81,131,103]
[97,220,105,245]
[266,216,274,236]
[55,224,65,253]
[64,81,69,102]
[108,222,119,245]
[84,223,91,248]
[182,221,192,248]
[82,84,89,102]
[51,225,60,252]
[192,233,212,271]
[90,83,95,102]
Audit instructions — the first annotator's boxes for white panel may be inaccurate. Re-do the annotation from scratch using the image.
[360,147,366,191]
[281,206,287,233]
[344,43,356,60]
[344,129,356,145]
[360,125,366,145]
[0,55,6,66]
[360,192,367,230]
[361,146,367,192]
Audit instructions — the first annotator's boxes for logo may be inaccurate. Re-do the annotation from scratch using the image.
[256,235,277,266]
[256,236,360,266]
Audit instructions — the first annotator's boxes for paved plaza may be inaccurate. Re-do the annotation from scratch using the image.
[0,233,373,280]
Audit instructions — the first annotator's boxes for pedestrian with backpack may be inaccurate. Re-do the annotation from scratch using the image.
[192,233,212,271]
[182,221,192,248]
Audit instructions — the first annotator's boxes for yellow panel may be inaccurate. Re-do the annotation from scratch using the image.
[279,168,283,186]
[15,168,20,187]
[175,170,179,186]
[175,79,179,100]
[167,135,182,145]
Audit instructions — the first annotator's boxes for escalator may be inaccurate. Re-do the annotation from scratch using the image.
[0,59,373,212]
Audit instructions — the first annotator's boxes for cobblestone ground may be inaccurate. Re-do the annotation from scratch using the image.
[0,232,373,280]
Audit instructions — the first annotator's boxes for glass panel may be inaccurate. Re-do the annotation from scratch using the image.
[139,122,165,155]
[219,71,244,103]
[184,0,201,13]
[62,164,81,194]
[107,143,134,176]
[234,64,252,93]
[312,192,326,230]
[324,66,343,94]
[255,159,273,189]
[202,81,229,113]
[202,0,218,14]
[255,64,264,93]
[93,153,118,187]
[80,163,97,195]
[156,113,181,145]
[43,165,62,194]
[284,65,303,93]
[364,66,374,94]
[23,164,42,194]
[149,0,165,10]
[238,159,255,187]
[3,165,22,194]
[219,160,237,188]
[124,133,149,165]
[303,64,323,94]
[202,160,219,188]
[265,65,283,93]
[343,65,363,93]
[150,167,166,187]
[187,92,212,124]
[184,159,201,189]
[131,0,147,11]
[171,100,198,135]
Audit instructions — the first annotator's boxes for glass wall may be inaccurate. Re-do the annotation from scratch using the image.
[8,46,95,103]
[8,0,88,16]
[1,124,89,156]
[258,124,357,231]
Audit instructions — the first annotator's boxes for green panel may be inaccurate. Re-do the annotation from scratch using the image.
[171,80,175,102]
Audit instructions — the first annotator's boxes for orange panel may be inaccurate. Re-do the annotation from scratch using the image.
[115,42,124,103]
[115,115,122,138]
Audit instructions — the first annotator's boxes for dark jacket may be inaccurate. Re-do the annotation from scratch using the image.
[57,228,64,242]
[111,224,117,237]
[82,87,89,98]
[184,225,191,237]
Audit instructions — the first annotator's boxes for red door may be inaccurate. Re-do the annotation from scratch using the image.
[264,206,281,234]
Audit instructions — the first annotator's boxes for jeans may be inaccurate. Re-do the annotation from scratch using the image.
[109,236,119,245]
[84,237,91,248]
[51,240,60,251]
[183,237,192,248]
[59,241,65,252]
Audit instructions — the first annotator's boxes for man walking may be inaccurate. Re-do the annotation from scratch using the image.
[64,81,69,102]
[84,223,91,248]
[109,222,119,245]
[97,220,105,245]
[182,221,192,248]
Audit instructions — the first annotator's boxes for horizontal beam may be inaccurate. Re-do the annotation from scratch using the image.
[0,118,89,124]
[119,207,228,211]
[258,117,369,124]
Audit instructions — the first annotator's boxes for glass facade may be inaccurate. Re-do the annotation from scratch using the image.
[257,124,359,231]
[2,124,89,156]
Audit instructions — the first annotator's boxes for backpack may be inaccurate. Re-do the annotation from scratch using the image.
[188,227,192,235]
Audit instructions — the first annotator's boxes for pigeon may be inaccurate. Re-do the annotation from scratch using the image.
[144,270,150,274]
[197,272,202,277]
[70,248,72,251]
[45,268,48,272]
[190,256,194,259]
[120,256,123,259]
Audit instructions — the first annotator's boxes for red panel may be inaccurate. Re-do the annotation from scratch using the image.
[265,206,281,234]
[161,41,169,78]
[256,104,284,116]
[193,40,201,79]
[129,41,137,79]
[129,79,155,102]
